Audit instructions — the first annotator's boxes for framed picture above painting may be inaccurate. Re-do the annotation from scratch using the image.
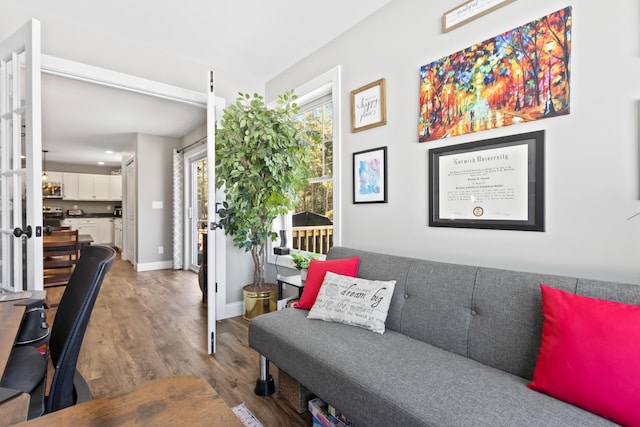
[353,146,387,204]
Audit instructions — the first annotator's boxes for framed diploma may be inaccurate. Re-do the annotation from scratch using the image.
[429,131,544,231]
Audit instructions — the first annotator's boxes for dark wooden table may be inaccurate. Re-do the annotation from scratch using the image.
[15,376,243,426]
[42,234,93,249]
[0,301,29,426]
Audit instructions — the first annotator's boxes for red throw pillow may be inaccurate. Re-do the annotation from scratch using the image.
[295,257,359,310]
[528,284,640,426]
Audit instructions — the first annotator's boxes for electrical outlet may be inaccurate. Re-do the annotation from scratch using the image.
[107,205,111,211]
[158,246,164,254]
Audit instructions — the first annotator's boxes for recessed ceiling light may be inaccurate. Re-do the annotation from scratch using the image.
[98,161,105,165]
[105,150,114,154]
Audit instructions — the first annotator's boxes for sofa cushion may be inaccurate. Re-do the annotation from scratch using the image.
[249,308,615,427]
[308,272,396,334]
[528,284,640,426]
[296,257,359,309]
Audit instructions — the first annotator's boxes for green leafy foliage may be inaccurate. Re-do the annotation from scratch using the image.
[290,251,319,270]
[216,91,311,288]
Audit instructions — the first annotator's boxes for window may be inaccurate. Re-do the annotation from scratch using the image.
[269,67,341,263]
[292,94,334,254]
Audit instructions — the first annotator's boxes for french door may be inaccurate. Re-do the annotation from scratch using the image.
[206,71,217,353]
[0,19,43,291]
[1,21,218,352]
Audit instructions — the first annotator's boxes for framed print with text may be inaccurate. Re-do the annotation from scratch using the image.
[351,78,387,133]
[429,130,544,231]
[443,0,516,33]
[353,146,387,204]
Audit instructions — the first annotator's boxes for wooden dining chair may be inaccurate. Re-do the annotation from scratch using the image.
[43,229,80,289]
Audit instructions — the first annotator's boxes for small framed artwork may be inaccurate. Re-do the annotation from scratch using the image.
[442,0,516,33]
[351,78,387,133]
[353,146,387,204]
[429,130,544,231]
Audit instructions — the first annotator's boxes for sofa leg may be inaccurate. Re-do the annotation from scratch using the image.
[254,354,275,396]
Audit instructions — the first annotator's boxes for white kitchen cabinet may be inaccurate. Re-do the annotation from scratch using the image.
[95,218,115,245]
[94,175,111,200]
[77,175,94,200]
[114,218,123,250]
[63,217,114,245]
[60,218,74,229]
[62,218,98,241]
[44,171,63,182]
[78,174,110,201]
[51,172,122,201]
[62,173,78,200]
[110,175,122,200]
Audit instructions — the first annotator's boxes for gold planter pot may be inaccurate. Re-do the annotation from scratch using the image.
[243,283,277,322]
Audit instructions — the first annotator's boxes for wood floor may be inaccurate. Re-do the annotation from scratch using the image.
[73,254,311,427]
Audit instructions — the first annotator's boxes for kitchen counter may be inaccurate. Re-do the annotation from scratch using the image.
[64,213,120,219]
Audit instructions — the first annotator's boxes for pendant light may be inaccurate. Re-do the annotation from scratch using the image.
[42,150,48,182]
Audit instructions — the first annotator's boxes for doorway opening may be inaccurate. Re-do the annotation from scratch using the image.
[185,147,208,271]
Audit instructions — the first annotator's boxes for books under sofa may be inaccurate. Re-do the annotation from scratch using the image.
[248,246,640,426]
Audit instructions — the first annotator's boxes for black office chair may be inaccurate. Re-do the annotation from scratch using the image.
[1,245,116,418]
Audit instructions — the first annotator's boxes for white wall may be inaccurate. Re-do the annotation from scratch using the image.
[135,134,179,268]
[267,0,640,285]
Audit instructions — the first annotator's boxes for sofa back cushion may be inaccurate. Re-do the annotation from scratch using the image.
[326,247,640,380]
[402,260,477,356]
[577,278,640,305]
[468,268,577,379]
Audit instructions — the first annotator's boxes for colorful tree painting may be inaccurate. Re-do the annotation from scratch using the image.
[419,7,571,142]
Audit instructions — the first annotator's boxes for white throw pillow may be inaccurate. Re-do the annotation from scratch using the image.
[308,272,396,334]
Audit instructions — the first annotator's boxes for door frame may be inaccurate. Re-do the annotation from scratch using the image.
[39,55,225,353]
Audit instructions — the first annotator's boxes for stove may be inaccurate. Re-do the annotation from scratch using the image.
[42,206,64,218]
[42,206,64,227]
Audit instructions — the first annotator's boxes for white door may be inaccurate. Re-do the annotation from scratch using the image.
[124,158,136,265]
[0,19,43,291]
[206,71,217,354]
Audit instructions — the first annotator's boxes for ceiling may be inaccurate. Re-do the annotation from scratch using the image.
[6,0,393,167]
[42,74,207,167]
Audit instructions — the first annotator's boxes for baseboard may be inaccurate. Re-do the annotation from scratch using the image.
[220,301,243,320]
[135,260,173,272]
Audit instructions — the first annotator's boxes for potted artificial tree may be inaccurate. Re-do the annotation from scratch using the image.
[216,91,311,321]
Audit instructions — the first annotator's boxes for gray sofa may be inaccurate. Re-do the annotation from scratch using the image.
[249,246,639,426]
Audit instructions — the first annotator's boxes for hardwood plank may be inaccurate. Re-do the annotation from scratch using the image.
[16,376,242,426]
[0,393,29,426]
[0,304,25,375]
[70,255,311,427]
